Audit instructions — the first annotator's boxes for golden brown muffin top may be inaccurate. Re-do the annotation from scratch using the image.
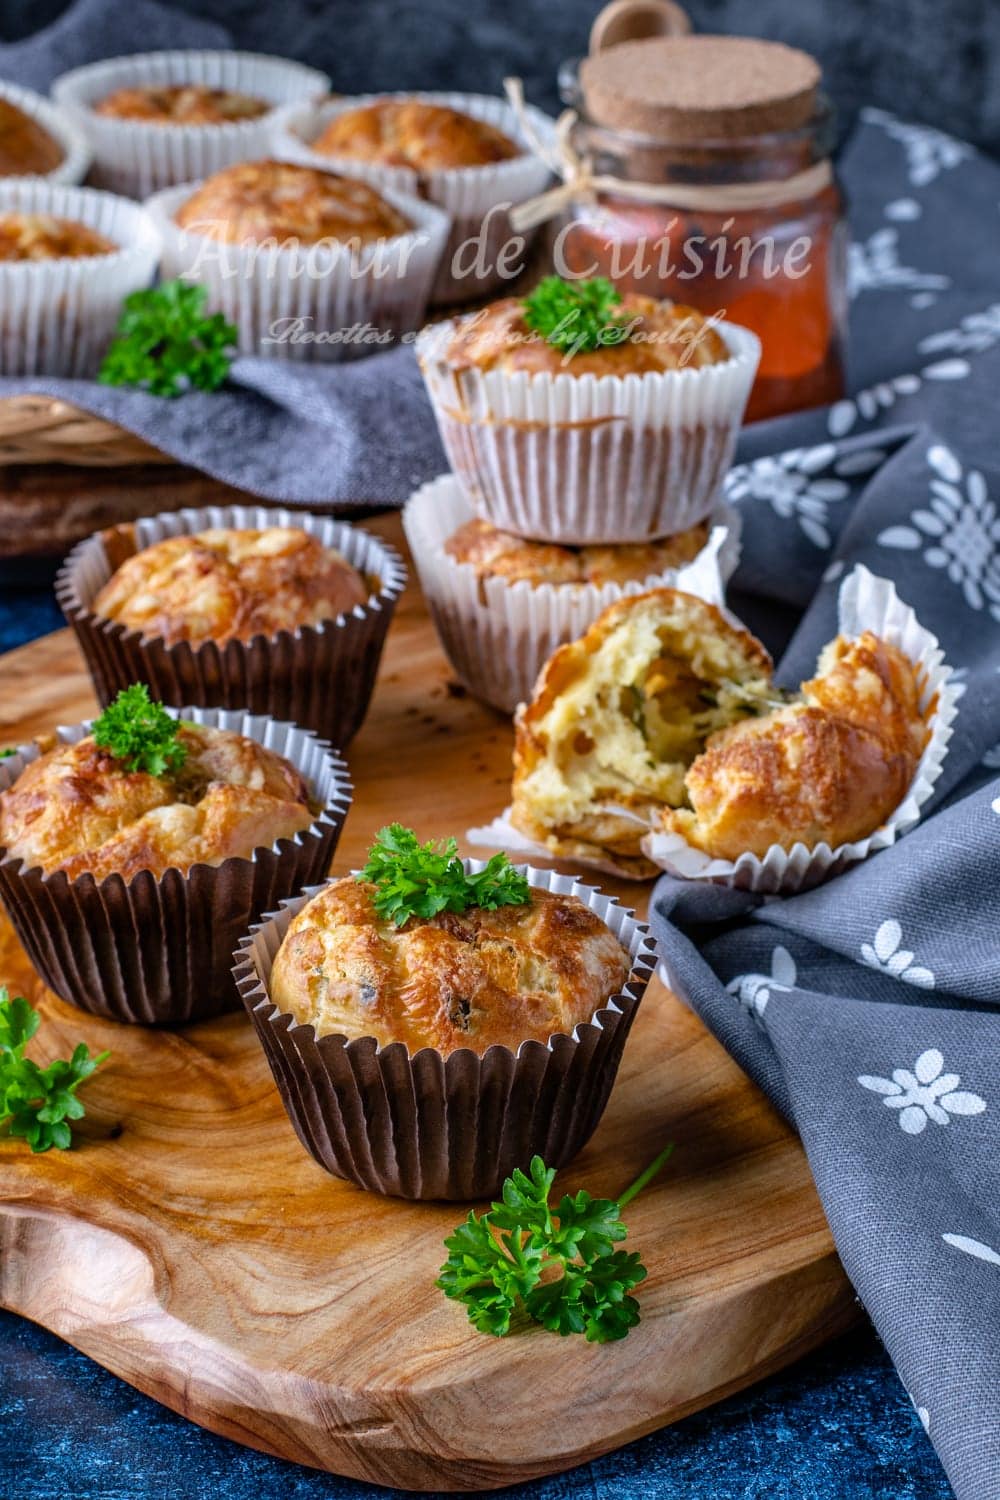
[0,213,117,262]
[93,84,269,126]
[445,516,710,588]
[311,99,519,172]
[0,97,64,177]
[93,526,370,647]
[0,722,313,882]
[174,159,410,246]
[269,877,630,1055]
[436,294,730,377]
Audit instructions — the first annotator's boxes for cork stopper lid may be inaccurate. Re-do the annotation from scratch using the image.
[580,35,821,141]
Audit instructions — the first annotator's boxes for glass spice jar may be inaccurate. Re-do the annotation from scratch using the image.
[551,36,848,423]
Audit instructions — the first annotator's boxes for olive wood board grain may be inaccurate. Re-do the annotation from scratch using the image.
[0,514,857,1492]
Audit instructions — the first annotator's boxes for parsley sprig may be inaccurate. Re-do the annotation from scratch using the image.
[438,1146,674,1342]
[99,280,237,399]
[522,276,632,357]
[92,684,188,778]
[359,824,530,928]
[0,988,108,1152]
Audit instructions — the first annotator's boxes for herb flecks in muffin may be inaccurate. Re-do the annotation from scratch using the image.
[92,684,188,778]
[522,276,632,357]
[99,280,236,399]
[438,1146,674,1341]
[359,823,530,928]
[0,987,108,1153]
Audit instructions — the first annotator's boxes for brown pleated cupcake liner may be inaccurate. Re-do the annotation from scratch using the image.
[55,505,406,749]
[0,708,351,1025]
[233,865,657,1200]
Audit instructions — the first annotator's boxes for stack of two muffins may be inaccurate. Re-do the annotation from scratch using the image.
[405,282,762,712]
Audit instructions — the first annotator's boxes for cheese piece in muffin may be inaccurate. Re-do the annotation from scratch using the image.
[439,292,730,378]
[94,84,269,126]
[445,516,710,588]
[312,99,519,173]
[656,632,928,859]
[92,526,370,647]
[0,214,117,261]
[0,97,65,177]
[0,722,313,882]
[269,876,630,1055]
[511,589,773,876]
[174,159,410,245]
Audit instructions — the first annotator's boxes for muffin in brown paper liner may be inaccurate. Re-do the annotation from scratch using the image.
[55,505,406,750]
[232,864,657,1200]
[0,708,351,1026]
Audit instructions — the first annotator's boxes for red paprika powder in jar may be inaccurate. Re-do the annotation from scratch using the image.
[553,35,847,423]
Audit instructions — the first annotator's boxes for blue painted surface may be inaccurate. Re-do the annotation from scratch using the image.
[0,593,953,1499]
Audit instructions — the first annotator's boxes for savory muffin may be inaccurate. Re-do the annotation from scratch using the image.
[445,515,711,588]
[312,99,519,172]
[0,212,117,261]
[94,84,268,125]
[92,526,370,647]
[269,874,630,1055]
[0,96,64,178]
[0,720,314,881]
[511,589,773,875]
[439,292,731,377]
[656,632,928,859]
[174,159,410,245]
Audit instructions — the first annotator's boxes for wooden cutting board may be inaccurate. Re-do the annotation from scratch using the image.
[0,514,857,1492]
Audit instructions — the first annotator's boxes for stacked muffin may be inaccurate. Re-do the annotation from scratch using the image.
[405,277,761,711]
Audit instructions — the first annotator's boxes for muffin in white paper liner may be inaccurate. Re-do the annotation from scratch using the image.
[145,177,449,360]
[232,863,657,1200]
[0,80,92,185]
[416,318,761,543]
[56,502,406,749]
[0,707,351,1025]
[0,180,160,376]
[403,471,742,713]
[52,51,329,198]
[470,566,959,893]
[271,90,555,304]
[643,565,960,893]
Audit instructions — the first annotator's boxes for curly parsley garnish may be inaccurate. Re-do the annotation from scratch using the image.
[0,988,108,1153]
[0,747,14,759]
[99,280,237,398]
[358,823,530,928]
[92,684,188,778]
[438,1147,674,1342]
[522,276,632,357]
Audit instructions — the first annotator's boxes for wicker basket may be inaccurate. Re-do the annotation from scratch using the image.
[0,394,166,467]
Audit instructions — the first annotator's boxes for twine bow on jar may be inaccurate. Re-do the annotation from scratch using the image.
[503,76,833,233]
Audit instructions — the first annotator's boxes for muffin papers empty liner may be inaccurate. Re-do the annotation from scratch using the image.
[233,863,657,1200]
[0,180,160,377]
[271,90,555,304]
[416,319,760,543]
[56,503,406,749]
[0,708,351,1025]
[145,178,449,361]
[52,51,330,198]
[469,567,959,893]
[0,80,92,186]
[403,471,742,713]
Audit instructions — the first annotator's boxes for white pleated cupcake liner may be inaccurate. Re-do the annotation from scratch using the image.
[469,566,959,893]
[271,90,555,303]
[52,50,330,198]
[233,862,657,1199]
[145,178,449,360]
[416,320,761,542]
[0,80,92,185]
[403,471,741,713]
[0,180,161,376]
[641,564,960,893]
